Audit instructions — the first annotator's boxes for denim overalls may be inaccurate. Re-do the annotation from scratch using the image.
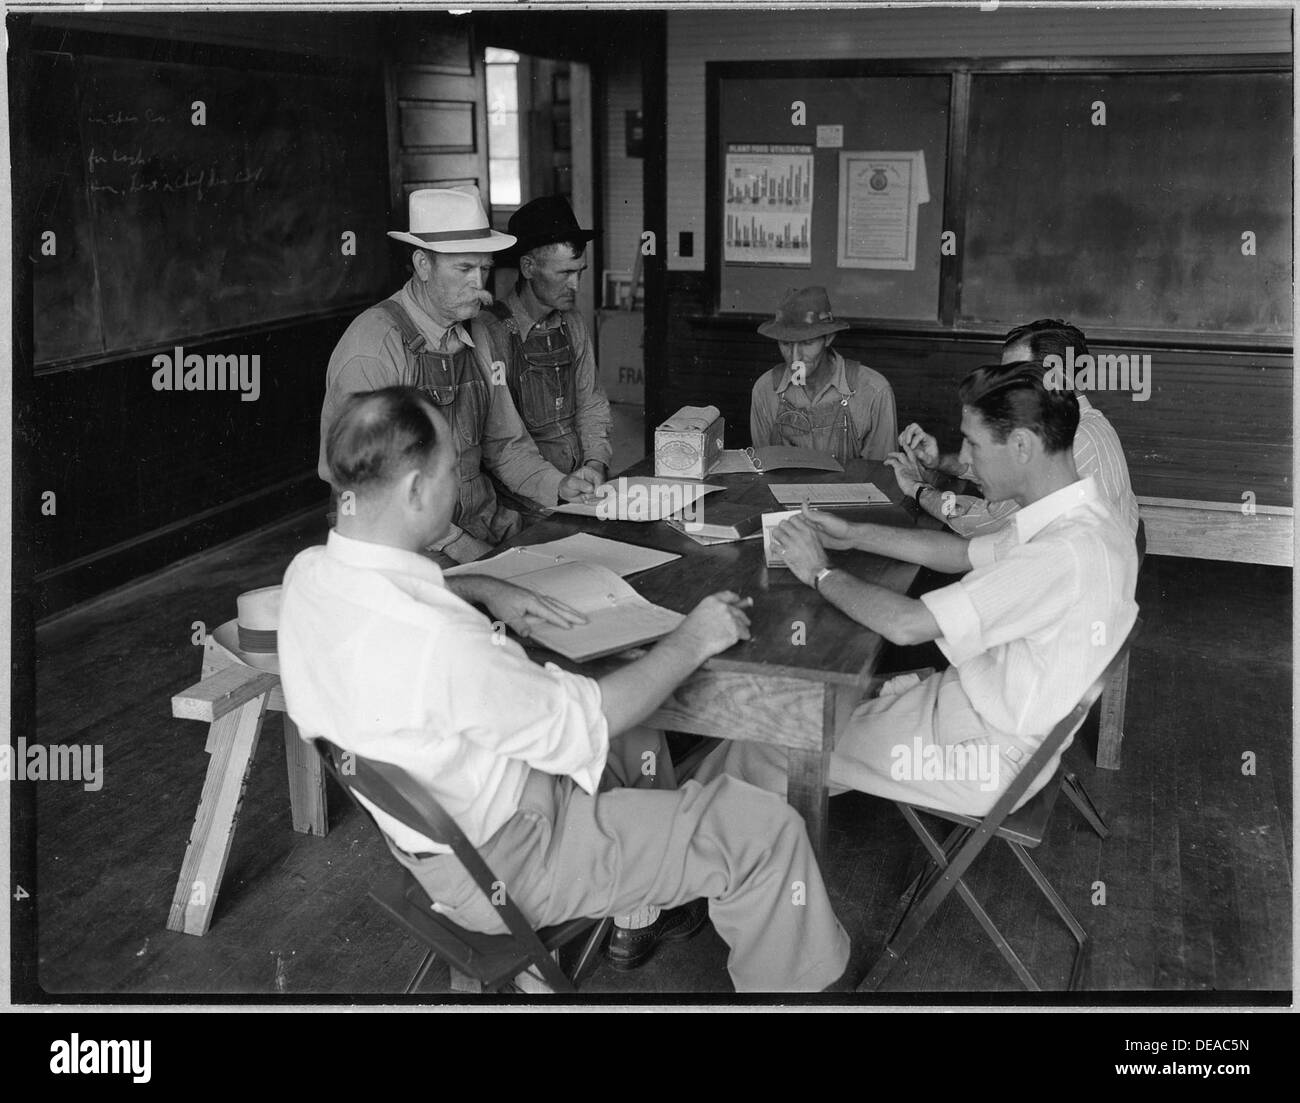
[773,371,860,466]
[376,300,520,545]
[484,300,583,475]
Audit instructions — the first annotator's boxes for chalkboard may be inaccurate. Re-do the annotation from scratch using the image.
[32,50,391,366]
[715,73,950,324]
[962,71,1293,339]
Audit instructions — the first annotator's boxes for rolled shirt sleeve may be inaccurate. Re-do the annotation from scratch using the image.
[922,538,1082,668]
[568,312,614,469]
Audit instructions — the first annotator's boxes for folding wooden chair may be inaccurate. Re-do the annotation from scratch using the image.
[313,738,611,994]
[1096,518,1146,769]
[859,617,1141,993]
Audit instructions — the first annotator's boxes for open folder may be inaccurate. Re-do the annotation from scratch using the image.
[506,560,684,662]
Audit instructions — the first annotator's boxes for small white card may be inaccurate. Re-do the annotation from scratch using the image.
[761,509,802,569]
[816,124,844,148]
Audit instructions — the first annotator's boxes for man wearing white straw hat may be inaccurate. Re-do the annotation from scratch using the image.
[318,187,602,566]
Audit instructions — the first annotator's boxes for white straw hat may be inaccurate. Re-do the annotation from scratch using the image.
[387,187,516,253]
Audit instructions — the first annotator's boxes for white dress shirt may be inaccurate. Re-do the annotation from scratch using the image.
[946,397,1141,539]
[920,476,1139,740]
[277,530,609,854]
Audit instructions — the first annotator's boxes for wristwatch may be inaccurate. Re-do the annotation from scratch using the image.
[911,483,928,509]
[813,566,835,592]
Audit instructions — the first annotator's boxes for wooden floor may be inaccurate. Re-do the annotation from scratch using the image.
[28,506,1292,1000]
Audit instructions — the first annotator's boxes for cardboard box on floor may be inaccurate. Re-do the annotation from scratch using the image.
[596,309,645,406]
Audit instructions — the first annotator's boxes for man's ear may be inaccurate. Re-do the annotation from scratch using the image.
[518,252,536,280]
[412,248,432,282]
[398,466,424,510]
[823,333,836,350]
[1008,427,1038,465]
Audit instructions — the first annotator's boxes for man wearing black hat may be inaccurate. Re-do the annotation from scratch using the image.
[477,196,613,494]
[750,286,897,464]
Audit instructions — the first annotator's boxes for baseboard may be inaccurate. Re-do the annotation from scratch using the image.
[34,473,328,619]
[1138,497,1293,567]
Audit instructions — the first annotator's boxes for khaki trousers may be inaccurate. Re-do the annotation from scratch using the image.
[398,728,850,993]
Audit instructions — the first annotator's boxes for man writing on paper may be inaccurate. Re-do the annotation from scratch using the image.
[280,386,851,992]
[697,361,1138,816]
[749,286,897,464]
[893,320,1139,539]
[317,188,602,568]
[477,196,613,504]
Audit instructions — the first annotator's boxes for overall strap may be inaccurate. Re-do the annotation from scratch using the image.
[375,299,428,355]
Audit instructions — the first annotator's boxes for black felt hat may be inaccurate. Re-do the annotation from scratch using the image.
[507,195,597,256]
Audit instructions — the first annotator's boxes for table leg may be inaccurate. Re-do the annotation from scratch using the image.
[785,685,836,860]
[167,691,270,936]
[1097,651,1130,770]
[281,715,328,836]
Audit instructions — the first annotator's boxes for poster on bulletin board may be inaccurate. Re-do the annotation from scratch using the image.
[837,150,930,270]
[723,143,814,265]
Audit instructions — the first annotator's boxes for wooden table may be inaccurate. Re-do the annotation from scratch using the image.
[501,459,930,859]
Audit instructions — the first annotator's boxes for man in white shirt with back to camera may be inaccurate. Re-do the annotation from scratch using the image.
[696,361,1138,817]
[277,385,851,993]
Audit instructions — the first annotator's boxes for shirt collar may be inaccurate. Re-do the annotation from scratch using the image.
[398,280,476,349]
[1013,476,1100,543]
[774,350,853,398]
[507,283,558,339]
[325,529,446,586]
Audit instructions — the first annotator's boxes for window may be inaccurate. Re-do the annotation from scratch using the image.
[485,47,521,207]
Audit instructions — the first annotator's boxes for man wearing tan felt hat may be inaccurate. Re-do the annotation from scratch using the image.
[749,286,897,465]
[318,187,603,567]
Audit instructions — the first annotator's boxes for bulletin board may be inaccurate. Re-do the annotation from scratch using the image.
[711,70,951,324]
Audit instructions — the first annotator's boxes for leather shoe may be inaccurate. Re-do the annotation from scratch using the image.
[605,899,709,971]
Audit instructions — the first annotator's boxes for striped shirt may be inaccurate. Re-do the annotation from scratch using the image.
[945,396,1140,539]
[920,476,1139,741]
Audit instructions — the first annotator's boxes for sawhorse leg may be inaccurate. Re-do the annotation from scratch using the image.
[167,690,271,936]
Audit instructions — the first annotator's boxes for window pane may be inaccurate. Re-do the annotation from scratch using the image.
[489,160,520,206]
[488,111,519,158]
[485,65,517,114]
[484,47,520,64]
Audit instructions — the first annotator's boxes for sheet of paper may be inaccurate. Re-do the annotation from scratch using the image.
[723,143,814,265]
[553,476,724,521]
[837,150,930,271]
[761,509,802,568]
[524,534,679,577]
[442,546,560,581]
[769,482,891,506]
[666,523,763,547]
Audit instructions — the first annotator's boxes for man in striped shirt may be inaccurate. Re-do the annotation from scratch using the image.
[695,361,1139,817]
[895,320,1140,539]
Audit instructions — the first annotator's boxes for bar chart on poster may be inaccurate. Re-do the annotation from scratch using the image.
[30,50,391,367]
